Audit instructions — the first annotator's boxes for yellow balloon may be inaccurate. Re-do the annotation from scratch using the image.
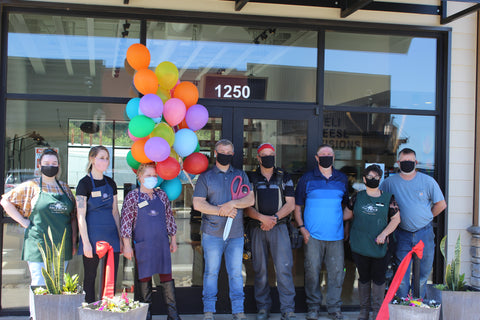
[170,149,180,161]
[155,61,179,90]
[150,122,175,146]
[156,86,171,103]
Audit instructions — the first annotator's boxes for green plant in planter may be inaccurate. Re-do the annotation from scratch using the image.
[435,234,466,291]
[33,227,80,295]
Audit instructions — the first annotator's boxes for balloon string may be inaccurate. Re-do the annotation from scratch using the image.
[183,169,195,189]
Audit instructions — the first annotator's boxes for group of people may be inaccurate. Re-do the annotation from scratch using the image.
[0,140,446,320]
[1,147,181,320]
[193,140,446,320]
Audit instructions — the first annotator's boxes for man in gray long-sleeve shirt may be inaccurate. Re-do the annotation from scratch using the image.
[193,139,254,320]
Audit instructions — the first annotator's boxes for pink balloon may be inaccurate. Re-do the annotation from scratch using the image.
[186,104,209,131]
[140,94,164,118]
[163,98,186,127]
[144,137,170,162]
[128,129,141,141]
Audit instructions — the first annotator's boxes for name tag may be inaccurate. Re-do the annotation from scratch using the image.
[375,202,385,207]
[138,201,149,208]
[91,191,102,198]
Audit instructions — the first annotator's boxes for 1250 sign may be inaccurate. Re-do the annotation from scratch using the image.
[203,74,267,100]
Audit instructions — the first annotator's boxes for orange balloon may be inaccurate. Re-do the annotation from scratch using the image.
[173,81,199,108]
[178,118,189,129]
[126,44,151,71]
[131,139,152,163]
[134,69,159,95]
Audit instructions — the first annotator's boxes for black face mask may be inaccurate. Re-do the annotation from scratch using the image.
[399,160,416,173]
[41,165,59,177]
[365,178,380,189]
[216,153,233,166]
[260,155,275,169]
[318,156,333,169]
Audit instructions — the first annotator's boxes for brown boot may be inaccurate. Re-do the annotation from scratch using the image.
[358,281,371,320]
[370,282,386,320]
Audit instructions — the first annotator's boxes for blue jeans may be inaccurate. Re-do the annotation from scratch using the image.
[395,223,435,298]
[304,238,345,313]
[202,233,244,314]
[251,223,295,313]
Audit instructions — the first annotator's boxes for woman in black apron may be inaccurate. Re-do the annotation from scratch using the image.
[343,164,401,320]
[120,162,181,320]
[76,146,121,303]
[1,149,77,318]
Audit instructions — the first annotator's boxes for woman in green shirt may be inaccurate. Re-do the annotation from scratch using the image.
[344,164,400,320]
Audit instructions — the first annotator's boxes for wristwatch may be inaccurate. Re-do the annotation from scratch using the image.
[274,214,279,223]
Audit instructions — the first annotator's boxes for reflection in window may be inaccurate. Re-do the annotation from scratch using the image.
[147,23,317,102]
[324,111,436,188]
[324,32,437,110]
[7,13,141,96]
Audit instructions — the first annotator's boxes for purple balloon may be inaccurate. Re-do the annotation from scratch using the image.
[140,94,164,118]
[144,137,170,162]
[186,104,209,131]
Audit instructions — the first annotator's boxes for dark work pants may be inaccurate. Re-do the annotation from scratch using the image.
[251,223,295,314]
[83,252,120,303]
[351,251,389,285]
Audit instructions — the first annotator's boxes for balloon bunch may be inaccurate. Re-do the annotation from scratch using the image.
[124,43,209,201]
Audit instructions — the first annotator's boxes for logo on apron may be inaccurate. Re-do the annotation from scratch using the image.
[103,193,109,199]
[148,209,159,216]
[49,201,68,214]
[361,204,378,215]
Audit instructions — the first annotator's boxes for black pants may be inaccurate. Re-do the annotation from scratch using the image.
[352,251,388,285]
[83,252,120,303]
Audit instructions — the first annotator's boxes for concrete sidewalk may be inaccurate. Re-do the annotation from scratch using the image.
[0,312,362,319]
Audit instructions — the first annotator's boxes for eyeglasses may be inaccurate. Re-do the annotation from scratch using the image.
[365,175,381,180]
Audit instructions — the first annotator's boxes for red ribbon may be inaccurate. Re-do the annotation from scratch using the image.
[96,241,115,299]
[376,240,424,320]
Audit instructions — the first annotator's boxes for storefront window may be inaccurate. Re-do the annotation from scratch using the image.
[324,32,437,111]
[324,111,437,186]
[7,13,141,97]
[146,23,318,102]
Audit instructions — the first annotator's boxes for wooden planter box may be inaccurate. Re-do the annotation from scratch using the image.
[78,302,148,320]
[31,286,86,320]
[389,304,441,320]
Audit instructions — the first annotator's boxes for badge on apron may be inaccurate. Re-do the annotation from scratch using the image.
[148,209,159,216]
[138,200,149,208]
[91,191,102,198]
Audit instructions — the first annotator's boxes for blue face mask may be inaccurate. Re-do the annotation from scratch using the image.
[143,176,158,189]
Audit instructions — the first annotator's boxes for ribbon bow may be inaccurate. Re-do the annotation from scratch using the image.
[96,241,115,299]
[376,240,424,320]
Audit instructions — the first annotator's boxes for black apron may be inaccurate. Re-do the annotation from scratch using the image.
[133,190,172,279]
[22,177,73,262]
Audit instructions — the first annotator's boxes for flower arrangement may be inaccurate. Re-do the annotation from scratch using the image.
[82,290,143,313]
[392,295,440,309]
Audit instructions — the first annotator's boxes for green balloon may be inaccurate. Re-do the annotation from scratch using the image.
[126,151,141,170]
[194,142,200,153]
[129,115,155,138]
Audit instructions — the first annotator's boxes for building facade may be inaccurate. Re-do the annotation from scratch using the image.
[0,0,477,315]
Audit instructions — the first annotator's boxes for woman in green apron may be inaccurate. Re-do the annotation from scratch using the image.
[343,164,400,320]
[0,148,77,317]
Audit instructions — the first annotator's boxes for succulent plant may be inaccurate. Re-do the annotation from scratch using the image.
[37,227,66,294]
[437,234,466,291]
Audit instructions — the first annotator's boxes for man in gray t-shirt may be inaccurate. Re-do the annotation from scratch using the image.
[380,148,447,299]
[193,139,254,320]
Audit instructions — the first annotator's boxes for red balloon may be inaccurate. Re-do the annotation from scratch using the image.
[156,157,181,180]
[183,152,209,175]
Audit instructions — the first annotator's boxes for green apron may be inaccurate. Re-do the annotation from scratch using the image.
[349,190,392,258]
[22,177,74,262]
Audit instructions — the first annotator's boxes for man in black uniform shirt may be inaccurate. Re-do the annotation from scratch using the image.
[245,143,296,320]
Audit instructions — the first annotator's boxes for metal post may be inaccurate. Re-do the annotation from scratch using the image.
[413,252,421,297]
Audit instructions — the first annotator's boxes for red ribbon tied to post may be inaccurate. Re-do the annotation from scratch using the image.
[96,241,115,299]
[376,240,424,320]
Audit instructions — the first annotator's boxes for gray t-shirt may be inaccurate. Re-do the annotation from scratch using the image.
[193,165,252,239]
[380,172,445,232]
